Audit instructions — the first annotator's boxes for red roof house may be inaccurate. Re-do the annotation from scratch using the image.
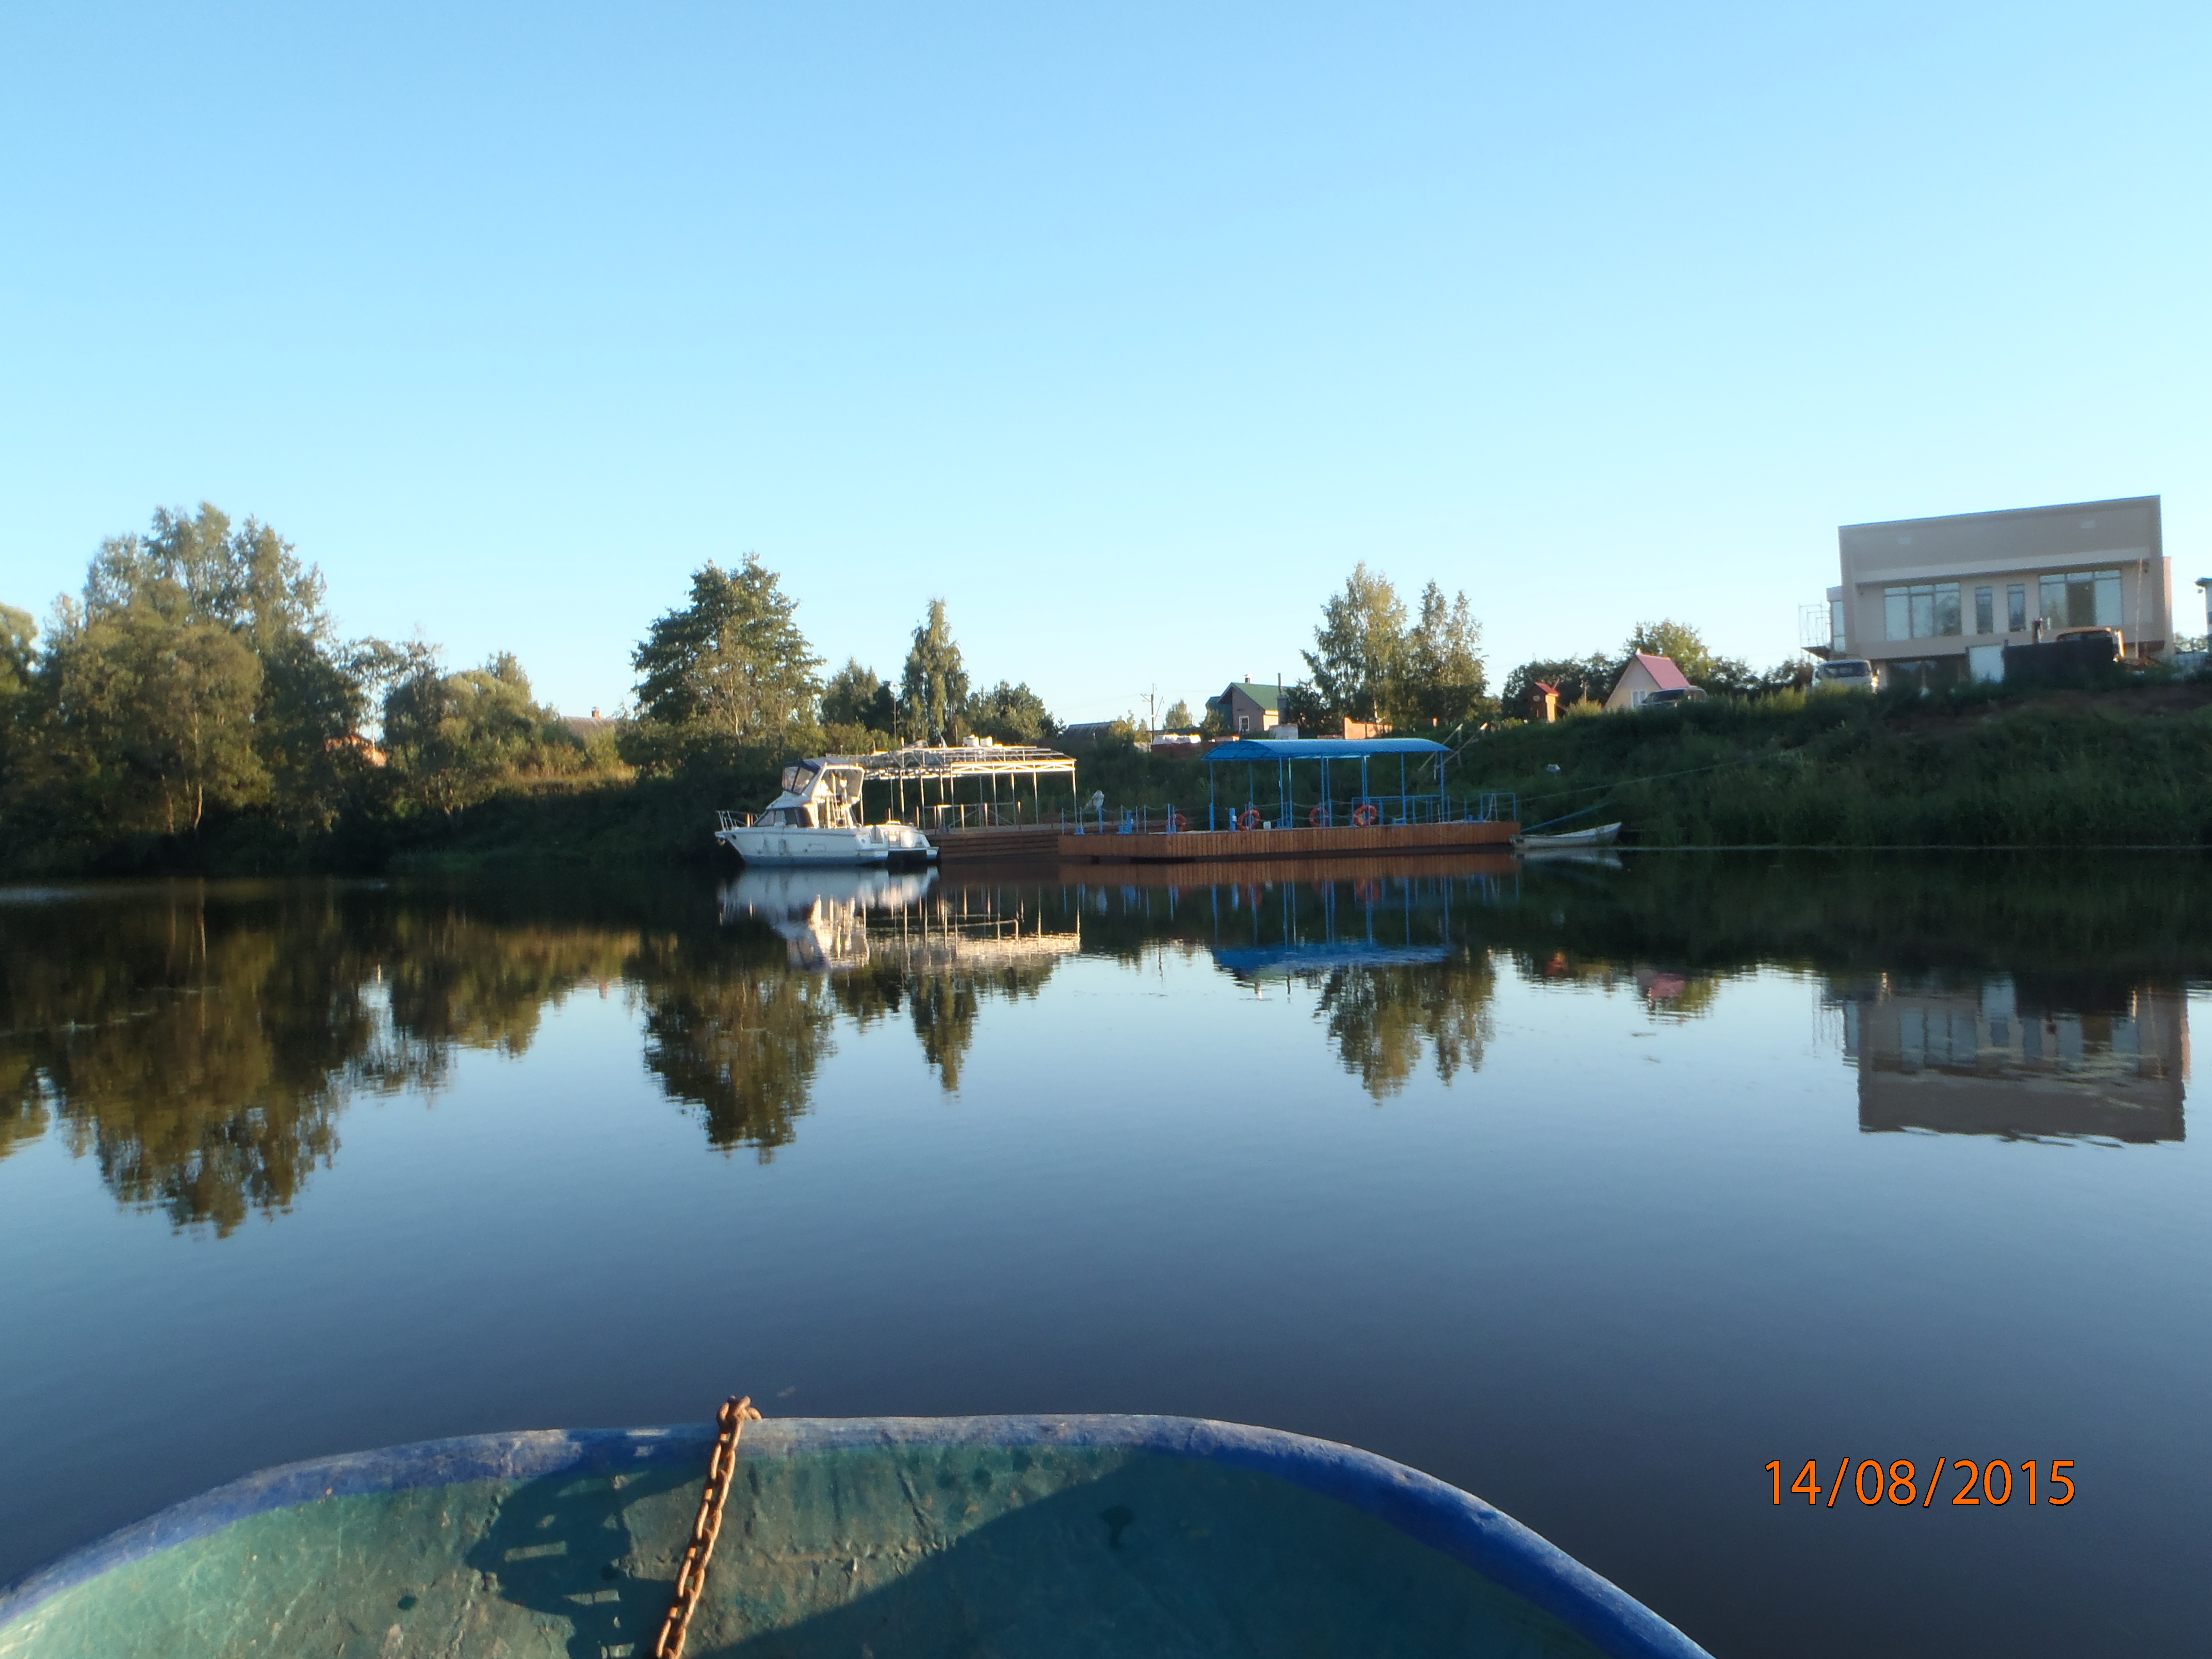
[1603,653,1691,711]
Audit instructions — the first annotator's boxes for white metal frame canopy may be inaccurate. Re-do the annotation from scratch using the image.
[848,743,1079,829]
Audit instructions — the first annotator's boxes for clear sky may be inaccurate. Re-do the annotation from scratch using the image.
[5,3,2207,723]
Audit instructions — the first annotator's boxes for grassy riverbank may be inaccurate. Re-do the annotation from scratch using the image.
[1465,680,2212,848]
[1076,678,2212,850]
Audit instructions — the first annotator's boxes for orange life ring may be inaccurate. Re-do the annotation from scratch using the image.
[1240,807,1262,831]
[1308,806,1325,827]
[1352,803,1380,827]
[1170,812,1189,832]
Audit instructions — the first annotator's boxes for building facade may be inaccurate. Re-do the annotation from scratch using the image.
[1826,496,2169,683]
[1831,973,2184,1144]
[1216,681,1283,736]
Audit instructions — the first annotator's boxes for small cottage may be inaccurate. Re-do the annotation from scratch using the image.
[1216,680,1283,736]
[1603,653,1691,712]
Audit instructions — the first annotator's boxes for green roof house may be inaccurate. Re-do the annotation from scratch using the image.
[1218,680,1282,736]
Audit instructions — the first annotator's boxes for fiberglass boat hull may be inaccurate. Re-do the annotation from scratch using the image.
[0,1414,1708,1659]
[714,825,936,866]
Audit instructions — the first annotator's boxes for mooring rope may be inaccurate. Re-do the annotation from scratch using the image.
[651,1394,762,1659]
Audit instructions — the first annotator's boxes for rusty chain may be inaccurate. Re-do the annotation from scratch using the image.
[650,1394,762,1659]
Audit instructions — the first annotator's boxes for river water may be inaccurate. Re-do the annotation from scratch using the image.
[2,855,2207,1657]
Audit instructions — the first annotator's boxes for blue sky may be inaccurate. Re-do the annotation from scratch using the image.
[4,3,2206,722]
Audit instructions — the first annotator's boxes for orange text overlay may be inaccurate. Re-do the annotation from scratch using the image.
[1767,1459,2075,1508]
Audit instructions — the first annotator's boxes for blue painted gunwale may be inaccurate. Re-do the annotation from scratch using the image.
[0,1414,1710,1659]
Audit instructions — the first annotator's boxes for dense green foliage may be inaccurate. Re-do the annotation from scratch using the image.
[382,652,593,818]
[0,506,1077,874]
[1295,564,1492,731]
[900,598,971,743]
[3,507,387,864]
[1072,677,2212,849]
[1469,681,2212,847]
[1499,619,1801,719]
[0,506,628,874]
[1499,653,1619,718]
[630,557,823,747]
[967,679,1057,745]
[8,506,2205,873]
[821,657,897,735]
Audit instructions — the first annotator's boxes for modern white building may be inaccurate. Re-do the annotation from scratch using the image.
[1821,496,2170,684]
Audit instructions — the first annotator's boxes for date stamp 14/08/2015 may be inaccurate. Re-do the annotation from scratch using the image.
[1767,1459,2074,1508]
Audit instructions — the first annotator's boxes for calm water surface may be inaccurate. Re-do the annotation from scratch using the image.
[3,855,2208,1657]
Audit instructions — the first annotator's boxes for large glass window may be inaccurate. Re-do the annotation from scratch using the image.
[1830,598,1846,648]
[1884,582,1962,641]
[2007,584,2027,632]
[2038,570,2123,629]
[1974,586,1994,635]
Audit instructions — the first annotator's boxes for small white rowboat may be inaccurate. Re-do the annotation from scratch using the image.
[1512,822,1622,852]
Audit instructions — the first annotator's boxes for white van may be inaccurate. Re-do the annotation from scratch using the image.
[1811,658,1877,694]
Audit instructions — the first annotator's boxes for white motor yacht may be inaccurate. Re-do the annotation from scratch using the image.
[714,759,936,867]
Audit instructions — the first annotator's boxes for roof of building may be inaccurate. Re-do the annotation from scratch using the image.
[1223,681,1281,711]
[1204,736,1449,761]
[1624,653,1690,691]
[1839,494,2158,534]
[1056,720,1121,741]
[857,742,1075,778]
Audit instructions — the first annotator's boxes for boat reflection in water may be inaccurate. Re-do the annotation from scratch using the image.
[1832,975,2186,1143]
[718,868,1082,975]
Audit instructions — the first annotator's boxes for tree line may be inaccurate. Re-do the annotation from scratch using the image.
[628,561,1057,761]
[1233,563,1803,741]
[0,501,1813,871]
[0,504,1058,872]
[1265,563,1493,735]
[1497,619,1807,721]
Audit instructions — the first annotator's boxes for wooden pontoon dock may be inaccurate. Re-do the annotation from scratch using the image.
[1056,817,1517,863]
[929,734,1519,864]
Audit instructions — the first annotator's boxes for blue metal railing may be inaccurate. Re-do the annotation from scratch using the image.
[1072,792,1519,832]
[1472,791,1518,823]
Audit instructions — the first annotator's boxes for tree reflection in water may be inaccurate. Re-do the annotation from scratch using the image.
[719,868,1070,1095]
[0,885,639,1233]
[638,945,835,1159]
[1314,954,1496,1098]
[3,894,377,1232]
[9,855,2208,1232]
[830,961,1060,1094]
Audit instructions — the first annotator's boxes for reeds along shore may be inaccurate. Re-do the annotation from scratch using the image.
[10,682,2212,876]
[1468,681,2212,850]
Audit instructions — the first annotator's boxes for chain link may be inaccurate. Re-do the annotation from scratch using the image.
[651,1394,762,1659]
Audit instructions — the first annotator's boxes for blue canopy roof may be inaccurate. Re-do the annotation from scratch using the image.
[1204,737,1448,762]
[1214,943,1454,975]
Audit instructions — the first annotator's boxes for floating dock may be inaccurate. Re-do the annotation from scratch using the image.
[918,733,1520,866]
[932,824,1066,863]
[1057,818,1518,863]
